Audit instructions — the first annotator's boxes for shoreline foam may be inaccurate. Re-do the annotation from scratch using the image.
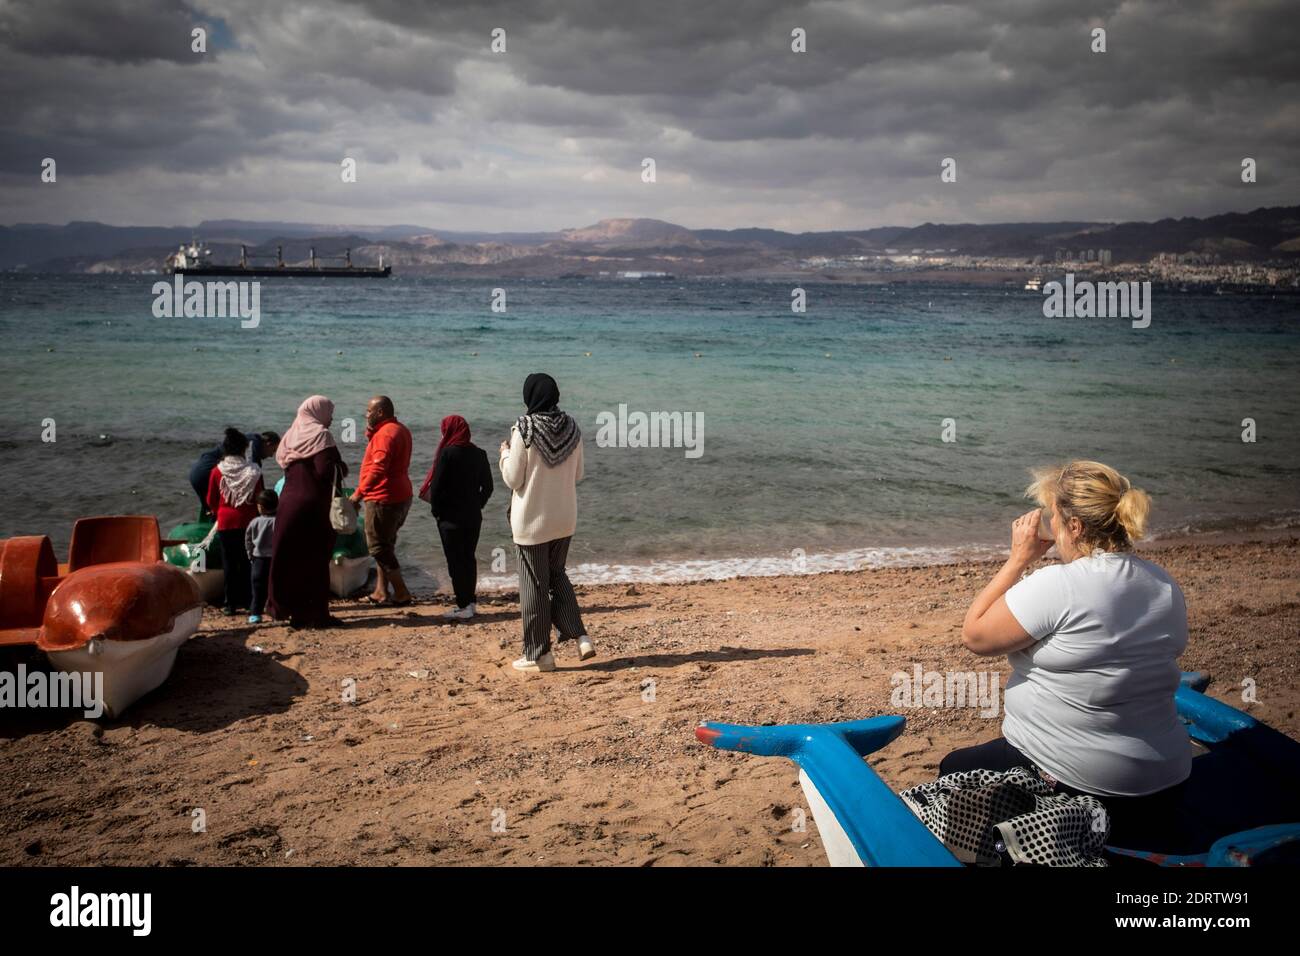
[460,522,1300,590]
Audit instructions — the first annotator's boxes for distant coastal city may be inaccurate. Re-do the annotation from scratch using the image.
[796,248,1300,291]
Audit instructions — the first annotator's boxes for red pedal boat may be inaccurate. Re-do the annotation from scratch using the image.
[0,516,203,718]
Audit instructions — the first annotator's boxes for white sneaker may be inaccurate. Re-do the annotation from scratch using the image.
[512,652,556,673]
[577,636,596,661]
[443,603,476,620]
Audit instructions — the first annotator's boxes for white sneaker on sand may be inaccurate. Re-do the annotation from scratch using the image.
[577,636,596,661]
[444,603,476,620]
[512,652,556,673]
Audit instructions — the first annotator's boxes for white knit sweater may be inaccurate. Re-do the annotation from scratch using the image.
[498,425,584,545]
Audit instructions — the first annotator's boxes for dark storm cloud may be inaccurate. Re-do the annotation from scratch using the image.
[0,0,204,62]
[241,5,460,97]
[0,0,1296,229]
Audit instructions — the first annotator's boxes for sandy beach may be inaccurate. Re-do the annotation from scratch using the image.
[1,534,1296,867]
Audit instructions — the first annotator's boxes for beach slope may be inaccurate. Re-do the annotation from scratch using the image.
[1,538,1296,866]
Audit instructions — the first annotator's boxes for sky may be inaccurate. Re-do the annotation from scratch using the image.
[1,0,1297,232]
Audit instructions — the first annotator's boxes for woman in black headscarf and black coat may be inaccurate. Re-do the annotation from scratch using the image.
[419,414,493,620]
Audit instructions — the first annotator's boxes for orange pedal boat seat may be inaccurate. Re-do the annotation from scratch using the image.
[66,516,164,572]
[0,536,63,647]
[37,562,202,652]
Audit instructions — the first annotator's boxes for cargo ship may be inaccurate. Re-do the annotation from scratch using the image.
[165,241,391,278]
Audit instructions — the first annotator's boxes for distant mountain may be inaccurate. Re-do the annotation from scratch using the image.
[194,220,438,241]
[0,221,194,271]
[4,207,1298,275]
[559,218,700,246]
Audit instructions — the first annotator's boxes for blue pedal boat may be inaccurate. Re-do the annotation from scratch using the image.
[695,672,1300,866]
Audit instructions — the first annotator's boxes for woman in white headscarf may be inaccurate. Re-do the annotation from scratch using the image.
[205,427,264,614]
[268,396,347,629]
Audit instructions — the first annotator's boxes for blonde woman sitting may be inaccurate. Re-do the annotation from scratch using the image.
[947,460,1191,848]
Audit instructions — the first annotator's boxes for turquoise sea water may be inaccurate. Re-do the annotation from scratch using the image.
[1,274,1297,587]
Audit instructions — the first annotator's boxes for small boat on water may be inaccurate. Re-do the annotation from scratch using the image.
[1024,276,1043,291]
[697,672,1300,866]
[0,516,203,718]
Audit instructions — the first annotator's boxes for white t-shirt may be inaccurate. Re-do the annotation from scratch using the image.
[1002,552,1191,797]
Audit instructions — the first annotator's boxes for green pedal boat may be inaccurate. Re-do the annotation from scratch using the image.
[164,498,373,604]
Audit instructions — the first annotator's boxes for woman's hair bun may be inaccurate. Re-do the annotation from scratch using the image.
[1113,484,1151,543]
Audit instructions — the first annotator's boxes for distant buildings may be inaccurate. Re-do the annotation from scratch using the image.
[1052,247,1113,265]
[791,245,1298,289]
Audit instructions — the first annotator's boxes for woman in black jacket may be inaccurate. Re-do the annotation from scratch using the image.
[419,415,493,619]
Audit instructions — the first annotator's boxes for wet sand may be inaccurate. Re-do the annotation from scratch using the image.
[1,536,1296,866]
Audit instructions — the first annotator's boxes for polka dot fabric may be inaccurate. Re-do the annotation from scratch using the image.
[900,767,1111,866]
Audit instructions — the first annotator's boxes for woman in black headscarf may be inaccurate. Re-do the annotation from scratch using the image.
[525,373,557,412]
[498,373,591,672]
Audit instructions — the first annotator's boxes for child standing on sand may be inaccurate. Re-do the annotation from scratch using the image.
[245,489,278,624]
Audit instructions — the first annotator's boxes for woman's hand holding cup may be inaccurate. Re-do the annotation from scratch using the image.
[1011,509,1054,567]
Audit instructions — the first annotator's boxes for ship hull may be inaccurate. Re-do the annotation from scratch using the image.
[169,266,391,278]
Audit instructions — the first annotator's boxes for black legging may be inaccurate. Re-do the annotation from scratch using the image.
[217,529,252,612]
[939,737,1188,850]
[250,556,271,616]
[437,516,481,609]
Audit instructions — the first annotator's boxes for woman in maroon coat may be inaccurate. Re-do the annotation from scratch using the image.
[268,395,346,629]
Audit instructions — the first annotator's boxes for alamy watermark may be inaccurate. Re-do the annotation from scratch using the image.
[1042,273,1151,329]
[49,886,150,936]
[1,665,103,719]
[152,276,260,328]
[595,404,704,459]
[890,665,1001,718]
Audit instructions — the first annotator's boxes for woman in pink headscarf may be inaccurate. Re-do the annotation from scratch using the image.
[268,395,347,629]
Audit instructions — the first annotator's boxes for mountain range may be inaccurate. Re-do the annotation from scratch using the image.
[3,206,1298,276]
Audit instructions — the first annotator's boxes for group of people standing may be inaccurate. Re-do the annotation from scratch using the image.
[189,372,591,670]
[192,397,1204,842]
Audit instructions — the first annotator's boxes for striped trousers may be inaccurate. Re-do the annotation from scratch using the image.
[517,536,586,659]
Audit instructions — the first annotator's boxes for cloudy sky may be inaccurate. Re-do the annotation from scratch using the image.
[1,0,1296,231]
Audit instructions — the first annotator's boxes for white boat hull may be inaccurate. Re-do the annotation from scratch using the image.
[799,768,865,867]
[45,605,203,719]
[190,568,224,605]
[330,555,372,598]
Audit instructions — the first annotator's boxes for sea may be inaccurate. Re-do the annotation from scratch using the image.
[1,273,1297,589]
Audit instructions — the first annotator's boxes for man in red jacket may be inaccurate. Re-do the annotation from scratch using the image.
[351,395,414,605]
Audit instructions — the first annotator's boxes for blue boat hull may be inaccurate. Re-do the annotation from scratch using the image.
[696,672,1300,866]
